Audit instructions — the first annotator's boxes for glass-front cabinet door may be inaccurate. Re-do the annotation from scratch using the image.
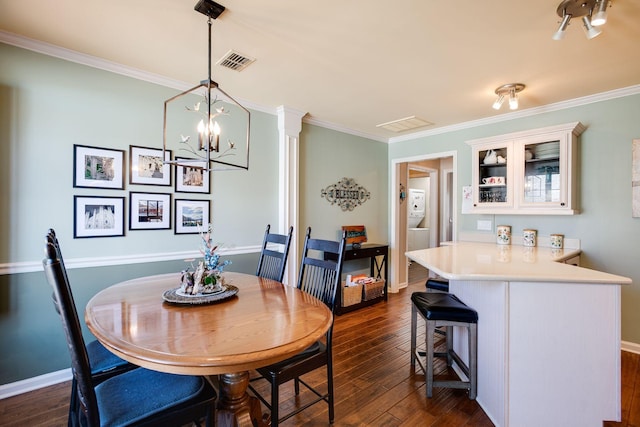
[472,142,513,209]
[519,138,567,208]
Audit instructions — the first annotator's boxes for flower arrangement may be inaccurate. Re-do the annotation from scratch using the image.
[180,225,231,295]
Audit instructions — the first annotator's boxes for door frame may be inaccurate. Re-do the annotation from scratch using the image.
[389,151,457,293]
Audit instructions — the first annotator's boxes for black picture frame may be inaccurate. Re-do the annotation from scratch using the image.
[174,199,210,234]
[129,192,171,230]
[74,195,125,238]
[175,157,210,194]
[129,145,172,186]
[73,144,125,189]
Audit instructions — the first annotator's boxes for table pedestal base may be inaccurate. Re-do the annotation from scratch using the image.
[215,372,268,427]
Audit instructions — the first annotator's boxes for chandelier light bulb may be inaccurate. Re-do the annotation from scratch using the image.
[493,94,505,110]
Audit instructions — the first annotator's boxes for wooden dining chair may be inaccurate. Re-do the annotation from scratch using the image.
[46,229,136,427]
[43,231,217,427]
[255,224,293,283]
[249,227,346,426]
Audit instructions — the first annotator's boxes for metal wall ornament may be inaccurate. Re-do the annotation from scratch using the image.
[320,177,371,211]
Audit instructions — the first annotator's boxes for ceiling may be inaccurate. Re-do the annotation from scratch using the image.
[1,0,639,141]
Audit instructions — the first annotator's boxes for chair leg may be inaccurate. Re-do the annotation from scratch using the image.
[271,379,279,427]
[426,319,436,398]
[410,303,417,367]
[68,379,76,427]
[327,357,335,423]
[294,377,300,395]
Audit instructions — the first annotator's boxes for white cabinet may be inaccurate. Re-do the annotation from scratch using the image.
[467,122,585,215]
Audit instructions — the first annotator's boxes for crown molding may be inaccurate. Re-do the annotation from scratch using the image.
[0,30,274,116]
[302,115,389,143]
[2,30,639,146]
[389,84,640,143]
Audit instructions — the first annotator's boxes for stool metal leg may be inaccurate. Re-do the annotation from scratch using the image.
[445,325,454,367]
[469,323,478,400]
[410,303,417,367]
[426,319,436,398]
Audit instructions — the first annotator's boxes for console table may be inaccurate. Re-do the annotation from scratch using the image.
[330,243,388,315]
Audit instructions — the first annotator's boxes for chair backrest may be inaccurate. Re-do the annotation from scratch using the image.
[296,227,346,312]
[43,230,100,426]
[256,224,293,283]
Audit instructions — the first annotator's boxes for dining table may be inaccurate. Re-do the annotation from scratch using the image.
[84,271,333,427]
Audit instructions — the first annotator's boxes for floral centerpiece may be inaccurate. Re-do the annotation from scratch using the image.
[180,225,231,295]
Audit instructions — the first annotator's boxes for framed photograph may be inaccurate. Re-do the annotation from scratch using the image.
[129,192,171,230]
[74,195,125,238]
[175,199,210,234]
[129,145,171,186]
[74,144,125,189]
[175,157,210,194]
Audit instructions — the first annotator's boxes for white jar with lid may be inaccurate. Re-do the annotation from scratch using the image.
[523,229,537,247]
[497,225,511,245]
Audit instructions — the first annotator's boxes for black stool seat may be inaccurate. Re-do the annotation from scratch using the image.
[425,277,449,292]
[411,292,478,323]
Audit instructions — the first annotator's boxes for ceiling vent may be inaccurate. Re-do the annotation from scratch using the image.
[216,50,255,71]
[376,116,433,132]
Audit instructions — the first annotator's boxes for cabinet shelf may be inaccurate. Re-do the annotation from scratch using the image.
[480,163,507,168]
[525,157,559,163]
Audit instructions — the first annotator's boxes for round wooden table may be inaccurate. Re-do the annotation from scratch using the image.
[85,271,333,426]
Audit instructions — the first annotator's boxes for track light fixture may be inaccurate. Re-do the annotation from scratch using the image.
[492,84,525,111]
[553,0,611,41]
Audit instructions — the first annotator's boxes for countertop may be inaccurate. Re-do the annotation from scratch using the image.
[406,242,631,284]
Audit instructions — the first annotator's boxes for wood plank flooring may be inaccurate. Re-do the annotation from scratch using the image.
[1,263,638,426]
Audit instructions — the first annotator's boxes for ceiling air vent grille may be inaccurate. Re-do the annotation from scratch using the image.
[376,116,433,132]
[216,50,255,71]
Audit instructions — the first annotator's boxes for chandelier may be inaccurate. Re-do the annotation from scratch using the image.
[163,0,250,172]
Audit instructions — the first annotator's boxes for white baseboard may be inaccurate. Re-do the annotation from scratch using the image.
[0,369,71,400]
[622,340,640,355]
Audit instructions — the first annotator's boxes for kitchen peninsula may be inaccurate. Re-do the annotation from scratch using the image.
[406,242,631,427]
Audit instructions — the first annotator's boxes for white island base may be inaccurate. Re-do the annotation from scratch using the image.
[407,243,630,427]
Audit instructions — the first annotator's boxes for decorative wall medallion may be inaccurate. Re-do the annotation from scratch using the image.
[321,177,371,211]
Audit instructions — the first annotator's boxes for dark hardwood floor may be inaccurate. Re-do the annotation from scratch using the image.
[1,263,639,426]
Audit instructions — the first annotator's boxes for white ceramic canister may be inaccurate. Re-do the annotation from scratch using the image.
[550,234,564,249]
[496,225,511,245]
[523,229,537,247]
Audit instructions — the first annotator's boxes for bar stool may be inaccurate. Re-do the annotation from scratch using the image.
[425,277,449,293]
[410,291,478,399]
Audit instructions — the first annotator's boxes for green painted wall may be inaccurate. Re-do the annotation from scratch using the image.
[300,124,388,243]
[0,43,280,384]
[389,94,640,345]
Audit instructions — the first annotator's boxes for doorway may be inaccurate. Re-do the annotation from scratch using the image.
[389,151,457,292]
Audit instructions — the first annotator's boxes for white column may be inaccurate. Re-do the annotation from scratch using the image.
[277,106,306,286]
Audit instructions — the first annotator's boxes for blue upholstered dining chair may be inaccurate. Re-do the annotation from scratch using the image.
[46,229,136,426]
[43,230,217,427]
[255,224,293,283]
[249,227,346,426]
